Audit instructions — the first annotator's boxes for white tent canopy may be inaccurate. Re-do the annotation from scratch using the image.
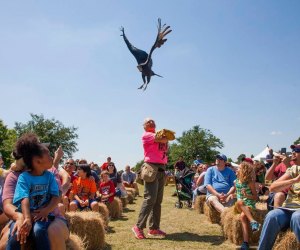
[253,146,270,162]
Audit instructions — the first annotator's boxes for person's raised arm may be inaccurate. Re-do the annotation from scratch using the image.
[59,168,71,196]
[53,146,63,169]
[265,157,281,181]
[269,171,299,193]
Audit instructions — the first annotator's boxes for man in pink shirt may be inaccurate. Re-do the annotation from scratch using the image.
[132,118,169,239]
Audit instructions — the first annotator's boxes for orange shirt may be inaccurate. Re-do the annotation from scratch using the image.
[71,177,97,200]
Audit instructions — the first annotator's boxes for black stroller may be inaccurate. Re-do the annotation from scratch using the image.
[174,167,195,208]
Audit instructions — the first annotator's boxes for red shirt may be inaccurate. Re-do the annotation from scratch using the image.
[101,162,109,171]
[99,180,115,203]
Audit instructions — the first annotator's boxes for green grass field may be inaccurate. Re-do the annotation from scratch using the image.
[104,184,236,250]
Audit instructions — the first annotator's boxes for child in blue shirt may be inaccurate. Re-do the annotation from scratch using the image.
[7,133,59,250]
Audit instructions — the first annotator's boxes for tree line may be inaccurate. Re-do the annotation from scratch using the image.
[2,114,298,169]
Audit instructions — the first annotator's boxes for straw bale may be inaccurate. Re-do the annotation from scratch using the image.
[107,198,122,219]
[220,202,268,245]
[258,195,268,203]
[98,202,110,227]
[274,230,300,250]
[66,233,86,250]
[194,195,206,214]
[204,202,221,224]
[127,193,134,204]
[125,187,136,197]
[121,197,128,208]
[66,211,105,250]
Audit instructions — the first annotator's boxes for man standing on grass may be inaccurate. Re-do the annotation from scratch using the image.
[132,118,169,239]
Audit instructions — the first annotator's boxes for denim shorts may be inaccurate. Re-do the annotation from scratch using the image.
[74,199,96,210]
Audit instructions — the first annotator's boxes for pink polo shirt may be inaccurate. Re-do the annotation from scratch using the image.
[142,131,168,165]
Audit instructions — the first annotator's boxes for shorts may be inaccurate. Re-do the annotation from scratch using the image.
[73,199,96,210]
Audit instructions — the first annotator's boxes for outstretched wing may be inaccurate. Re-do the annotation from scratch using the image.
[141,18,172,66]
[120,27,148,65]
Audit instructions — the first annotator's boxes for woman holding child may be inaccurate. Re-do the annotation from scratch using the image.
[1,133,69,250]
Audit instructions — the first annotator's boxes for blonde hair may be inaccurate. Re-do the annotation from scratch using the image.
[238,162,255,183]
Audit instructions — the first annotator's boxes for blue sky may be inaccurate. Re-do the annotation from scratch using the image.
[1,1,299,168]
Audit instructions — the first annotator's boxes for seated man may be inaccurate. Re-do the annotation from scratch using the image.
[265,151,295,209]
[122,165,139,195]
[258,144,300,250]
[204,154,236,213]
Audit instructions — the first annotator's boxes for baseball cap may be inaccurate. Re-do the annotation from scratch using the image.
[216,154,227,162]
[243,158,254,164]
[291,144,300,153]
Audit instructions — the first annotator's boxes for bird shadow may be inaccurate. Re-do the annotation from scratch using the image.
[162,232,225,245]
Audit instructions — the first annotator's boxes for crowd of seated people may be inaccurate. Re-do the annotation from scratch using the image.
[190,146,300,250]
[1,132,300,250]
[0,133,140,249]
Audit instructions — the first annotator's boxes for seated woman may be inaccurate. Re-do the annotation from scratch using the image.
[69,164,98,212]
[107,162,122,197]
[192,164,208,208]
[258,145,300,250]
[1,133,69,250]
[254,161,268,195]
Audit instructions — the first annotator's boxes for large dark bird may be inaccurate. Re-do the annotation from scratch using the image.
[120,18,172,91]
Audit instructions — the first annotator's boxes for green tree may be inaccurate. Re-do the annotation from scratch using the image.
[0,120,17,167]
[134,160,144,172]
[295,137,300,145]
[14,114,78,159]
[168,125,224,166]
[237,154,246,163]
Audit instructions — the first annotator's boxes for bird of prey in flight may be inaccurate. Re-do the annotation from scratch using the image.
[120,18,172,91]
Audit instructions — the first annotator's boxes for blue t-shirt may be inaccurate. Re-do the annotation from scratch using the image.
[13,171,59,211]
[204,166,236,196]
[122,172,136,183]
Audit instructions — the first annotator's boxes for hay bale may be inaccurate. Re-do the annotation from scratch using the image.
[66,233,86,250]
[194,195,206,214]
[221,207,243,245]
[274,230,300,250]
[121,197,128,208]
[125,187,136,197]
[127,193,134,204]
[204,202,221,224]
[107,198,122,219]
[220,202,268,245]
[258,195,268,203]
[98,202,110,227]
[66,211,105,250]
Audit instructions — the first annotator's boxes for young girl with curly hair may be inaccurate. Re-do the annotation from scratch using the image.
[234,162,260,250]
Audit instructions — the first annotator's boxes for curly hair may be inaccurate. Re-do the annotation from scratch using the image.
[13,133,46,170]
[238,162,255,183]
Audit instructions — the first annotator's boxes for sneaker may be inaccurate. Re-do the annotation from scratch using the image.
[148,229,167,237]
[132,225,145,239]
[250,221,261,232]
[240,241,249,250]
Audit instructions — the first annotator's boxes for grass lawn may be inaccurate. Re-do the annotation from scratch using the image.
[104,184,236,250]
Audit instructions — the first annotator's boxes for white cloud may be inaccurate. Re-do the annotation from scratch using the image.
[270,131,282,136]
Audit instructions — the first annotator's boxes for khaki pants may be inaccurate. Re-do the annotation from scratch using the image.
[136,170,165,230]
[206,195,235,213]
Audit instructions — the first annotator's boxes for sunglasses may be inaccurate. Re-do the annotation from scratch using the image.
[66,162,75,166]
